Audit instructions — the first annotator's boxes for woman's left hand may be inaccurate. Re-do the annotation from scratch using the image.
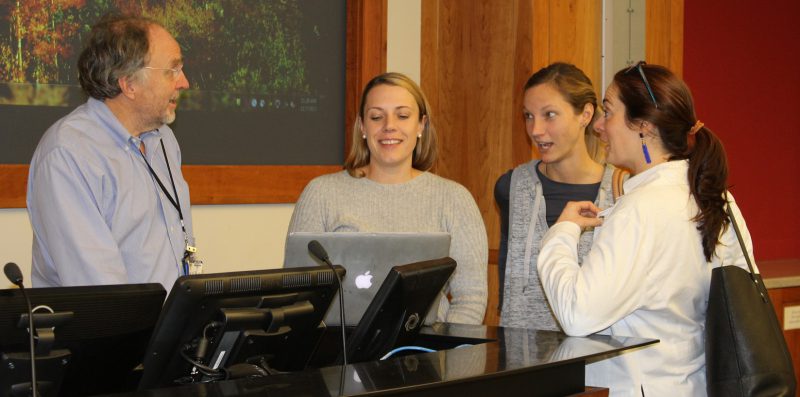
[556,201,603,229]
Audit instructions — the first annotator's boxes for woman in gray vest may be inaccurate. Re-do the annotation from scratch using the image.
[496,63,616,331]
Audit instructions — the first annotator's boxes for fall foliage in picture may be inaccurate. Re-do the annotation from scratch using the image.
[0,0,310,109]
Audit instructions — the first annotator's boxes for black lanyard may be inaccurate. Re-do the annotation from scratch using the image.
[139,138,188,243]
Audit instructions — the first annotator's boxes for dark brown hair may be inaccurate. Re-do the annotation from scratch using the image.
[613,63,729,261]
[78,14,157,100]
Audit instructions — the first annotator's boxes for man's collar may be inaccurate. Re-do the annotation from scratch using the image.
[87,97,162,148]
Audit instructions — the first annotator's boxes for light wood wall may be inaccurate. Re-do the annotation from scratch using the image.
[422,0,603,254]
[646,0,684,77]
[421,0,602,325]
[767,280,800,393]
[420,0,683,325]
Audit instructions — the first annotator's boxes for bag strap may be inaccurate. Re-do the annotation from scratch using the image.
[726,202,766,301]
[726,203,756,275]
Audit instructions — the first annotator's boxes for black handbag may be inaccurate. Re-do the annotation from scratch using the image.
[705,204,796,396]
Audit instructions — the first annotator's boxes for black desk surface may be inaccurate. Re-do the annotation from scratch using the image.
[106,324,657,397]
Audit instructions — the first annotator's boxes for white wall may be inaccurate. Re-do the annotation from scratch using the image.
[0,2,421,289]
[0,205,294,289]
[387,0,421,83]
[601,0,647,91]
[0,208,33,288]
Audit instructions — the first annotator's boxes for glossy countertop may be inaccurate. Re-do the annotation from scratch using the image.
[104,324,657,397]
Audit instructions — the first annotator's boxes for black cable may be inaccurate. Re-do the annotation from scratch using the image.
[179,346,225,380]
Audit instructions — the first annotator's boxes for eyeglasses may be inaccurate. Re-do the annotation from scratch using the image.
[625,61,659,109]
[143,65,184,79]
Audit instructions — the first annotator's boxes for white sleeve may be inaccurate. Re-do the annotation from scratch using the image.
[537,212,649,336]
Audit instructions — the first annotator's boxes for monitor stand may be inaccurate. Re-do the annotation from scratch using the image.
[0,311,73,397]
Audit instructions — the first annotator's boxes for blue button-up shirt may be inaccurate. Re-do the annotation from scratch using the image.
[27,98,194,291]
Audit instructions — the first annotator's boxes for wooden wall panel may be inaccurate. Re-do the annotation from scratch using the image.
[183,165,341,204]
[0,165,27,208]
[422,0,524,256]
[546,0,603,93]
[422,0,602,325]
[0,0,386,208]
[531,0,602,159]
[646,0,684,76]
[420,1,441,126]
[513,0,537,168]
[767,286,800,395]
[762,259,800,397]
[422,0,525,326]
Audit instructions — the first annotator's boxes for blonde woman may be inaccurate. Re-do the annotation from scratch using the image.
[287,72,488,325]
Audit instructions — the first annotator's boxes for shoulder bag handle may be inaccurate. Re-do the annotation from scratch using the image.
[726,202,766,301]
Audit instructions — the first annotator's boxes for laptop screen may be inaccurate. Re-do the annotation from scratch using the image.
[284,232,451,326]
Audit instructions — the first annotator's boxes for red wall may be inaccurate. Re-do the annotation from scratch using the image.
[683,1,800,260]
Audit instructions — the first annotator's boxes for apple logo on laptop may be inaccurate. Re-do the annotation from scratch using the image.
[355,271,373,289]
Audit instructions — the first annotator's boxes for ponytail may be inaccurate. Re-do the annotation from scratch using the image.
[613,63,732,262]
[686,125,729,262]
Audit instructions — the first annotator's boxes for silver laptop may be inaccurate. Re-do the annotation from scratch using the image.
[284,232,451,326]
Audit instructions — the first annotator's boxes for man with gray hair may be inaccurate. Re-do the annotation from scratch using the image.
[27,14,198,290]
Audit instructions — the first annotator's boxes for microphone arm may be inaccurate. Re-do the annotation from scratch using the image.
[4,262,38,397]
[307,241,348,367]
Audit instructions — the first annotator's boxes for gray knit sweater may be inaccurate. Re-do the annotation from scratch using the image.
[287,171,488,325]
[500,161,615,331]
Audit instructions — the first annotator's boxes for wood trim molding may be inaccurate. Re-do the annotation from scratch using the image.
[183,165,343,204]
[420,0,440,122]
[0,0,387,208]
[513,0,536,166]
[0,165,27,208]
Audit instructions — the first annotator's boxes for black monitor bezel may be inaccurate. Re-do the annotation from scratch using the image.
[138,265,344,390]
[345,257,456,363]
[0,283,166,396]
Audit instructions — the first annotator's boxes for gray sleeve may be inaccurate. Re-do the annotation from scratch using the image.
[286,177,329,242]
[443,183,489,325]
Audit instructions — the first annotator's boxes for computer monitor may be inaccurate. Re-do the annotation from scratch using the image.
[138,265,345,390]
[345,257,456,364]
[0,283,166,397]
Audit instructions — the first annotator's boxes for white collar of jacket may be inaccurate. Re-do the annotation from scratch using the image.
[622,160,689,195]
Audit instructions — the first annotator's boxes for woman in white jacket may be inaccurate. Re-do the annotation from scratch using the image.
[537,62,753,396]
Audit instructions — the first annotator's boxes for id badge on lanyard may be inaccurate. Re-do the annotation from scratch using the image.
[140,137,204,276]
[182,243,203,275]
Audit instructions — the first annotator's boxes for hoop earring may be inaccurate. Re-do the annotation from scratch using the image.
[639,133,652,164]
